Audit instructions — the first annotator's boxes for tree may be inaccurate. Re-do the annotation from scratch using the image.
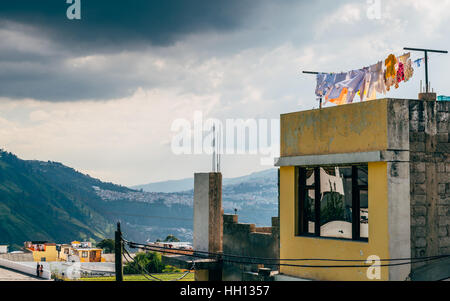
[123,252,166,274]
[96,238,115,253]
[163,235,180,242]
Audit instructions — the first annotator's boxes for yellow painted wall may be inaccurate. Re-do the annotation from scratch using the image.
[279,162,390,281]
[281,99,388,157]
[75,249,103,262]
[32,245,58,262]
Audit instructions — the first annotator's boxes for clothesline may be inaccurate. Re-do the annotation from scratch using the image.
[313,52,424,106]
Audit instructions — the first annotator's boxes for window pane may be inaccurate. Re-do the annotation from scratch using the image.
[305,168,315,234]
[306,189,315,234]
[358,165,368,186]
[305,168,314,186]
[360,190,368,239]
[320,167,352,239]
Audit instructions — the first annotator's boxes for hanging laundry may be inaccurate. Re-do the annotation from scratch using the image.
[398,52,410,64]
[404,58,414,82]
[324,72,347,104]
[385,54,397,79]
[315,73,335,97]
[395,62,405,88]
[362,61,384,101]
[414,57,424,67]
[337,69,367,104]
[384,54,397,91]
[312,51,416,107]
[325,70,366,105]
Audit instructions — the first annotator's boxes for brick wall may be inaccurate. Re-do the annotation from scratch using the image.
[409,100,450,270]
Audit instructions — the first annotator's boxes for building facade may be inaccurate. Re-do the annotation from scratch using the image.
[275,97,449,281]
[24,241,58,262]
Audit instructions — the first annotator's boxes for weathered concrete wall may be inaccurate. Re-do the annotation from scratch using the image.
[222,214,279,281]
[280,99,389,157]
[193,173,222,281]
[0,258,51,279]
[409,100,450,271]
[193,173,223,254]
[386,100,411,281]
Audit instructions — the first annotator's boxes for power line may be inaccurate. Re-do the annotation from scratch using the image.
[133,243,445,269]
[122,236,194,281]
[125,240,449,269]
[123,246,162,281]
[126,240,449,264]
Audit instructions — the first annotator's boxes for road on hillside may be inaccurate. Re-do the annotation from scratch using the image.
[0,267,48,281]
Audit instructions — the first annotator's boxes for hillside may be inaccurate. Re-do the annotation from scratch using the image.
[126,168,279,231]
[0,150,278,249]
[0,150,126,250]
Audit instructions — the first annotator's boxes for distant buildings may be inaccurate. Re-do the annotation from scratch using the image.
[0,245,8,254]
[24,241,58,262]
[141,241,193,256]
[24,240,104,262]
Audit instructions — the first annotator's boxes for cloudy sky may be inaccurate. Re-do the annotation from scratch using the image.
[1,0,449,186]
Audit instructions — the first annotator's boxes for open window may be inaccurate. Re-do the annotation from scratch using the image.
[296,164,368,241]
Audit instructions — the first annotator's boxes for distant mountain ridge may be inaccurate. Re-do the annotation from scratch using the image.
[132,168,277,193]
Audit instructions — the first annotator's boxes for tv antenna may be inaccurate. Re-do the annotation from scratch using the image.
[212,124,221,173]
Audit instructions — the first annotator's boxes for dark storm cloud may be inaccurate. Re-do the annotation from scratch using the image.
[0,0,268,101]
[0,0,321,101]
[0,0,257,50]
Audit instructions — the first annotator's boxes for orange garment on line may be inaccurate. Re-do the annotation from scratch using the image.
[326,87,348,105]
[385,54,397,91]
[385,54,397,79]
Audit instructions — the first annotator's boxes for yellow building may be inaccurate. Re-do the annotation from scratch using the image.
[24,241,58,262]
[57,241,104,262]
[25,240,104,262]
[275,98,413,281]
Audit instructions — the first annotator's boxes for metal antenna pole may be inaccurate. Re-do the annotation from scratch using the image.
[404,47,448,93]
[217,124,221,173]
[212,124,216,172]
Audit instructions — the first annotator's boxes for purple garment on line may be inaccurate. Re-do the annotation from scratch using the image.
[333,69,367,103]
[326,72,347,100]
[315,73,336,97]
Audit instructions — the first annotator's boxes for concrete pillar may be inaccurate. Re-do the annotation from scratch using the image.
[418,93,437,102]
[193,172,222,281]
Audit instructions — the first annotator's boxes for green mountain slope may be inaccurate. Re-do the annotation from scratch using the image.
[0,150,128,250]
[0,149,278,249]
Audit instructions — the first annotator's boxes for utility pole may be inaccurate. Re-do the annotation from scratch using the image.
[404,47,448,93]
[115,222,123,282]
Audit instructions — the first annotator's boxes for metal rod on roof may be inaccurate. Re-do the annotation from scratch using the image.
[404,47,448,94]
[302,70,323,108]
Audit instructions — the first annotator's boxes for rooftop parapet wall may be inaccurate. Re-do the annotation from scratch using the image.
[280,98,410,158]
[409,100,450,272]
[222,214,279,281]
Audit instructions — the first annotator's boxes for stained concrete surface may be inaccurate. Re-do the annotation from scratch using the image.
[0,267,49,281]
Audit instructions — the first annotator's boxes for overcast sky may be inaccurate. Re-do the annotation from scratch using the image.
[1,0,450,186]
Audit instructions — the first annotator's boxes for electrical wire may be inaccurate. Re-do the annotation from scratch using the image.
[125,240,450,269]
[140,244,447,269]
[125,239,449,264]
[122,237,194,281]
[123,246,162,281]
